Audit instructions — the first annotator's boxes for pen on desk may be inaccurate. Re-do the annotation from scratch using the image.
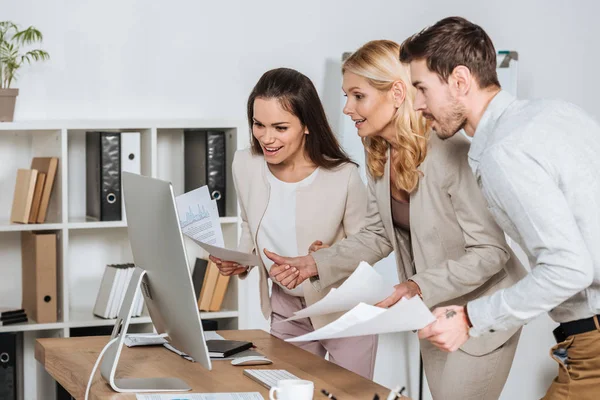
[321,389,337,400]
[386,385,406,400]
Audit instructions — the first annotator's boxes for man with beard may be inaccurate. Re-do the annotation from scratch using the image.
[400,16,600,400]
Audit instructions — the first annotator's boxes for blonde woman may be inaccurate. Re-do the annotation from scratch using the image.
[265,41,527,399]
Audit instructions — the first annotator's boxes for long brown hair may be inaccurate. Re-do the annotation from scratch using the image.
[343,40,429,193]
[247,68,356,169]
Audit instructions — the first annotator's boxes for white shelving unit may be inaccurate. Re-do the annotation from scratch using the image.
[0,119,249,400]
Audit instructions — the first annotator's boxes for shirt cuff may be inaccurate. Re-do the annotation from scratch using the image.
[406,275,431,306]
[466,297,499,337]
[309,250,334,291]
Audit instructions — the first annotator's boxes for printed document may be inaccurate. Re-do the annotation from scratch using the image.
[176,186,260,266]
[281,262,395,322]
[286,296,436,342]
[176,186,224,247]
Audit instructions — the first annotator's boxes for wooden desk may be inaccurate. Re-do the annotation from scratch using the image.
[36,330,404,399]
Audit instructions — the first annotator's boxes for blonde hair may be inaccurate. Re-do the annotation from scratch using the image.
[343,40,429,193]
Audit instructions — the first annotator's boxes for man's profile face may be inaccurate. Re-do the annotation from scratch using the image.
[410,59,466,140]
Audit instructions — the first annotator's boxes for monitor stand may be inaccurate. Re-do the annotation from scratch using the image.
[99,266,191,393]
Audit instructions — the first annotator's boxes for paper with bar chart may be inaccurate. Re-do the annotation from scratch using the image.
[176,186,260,266]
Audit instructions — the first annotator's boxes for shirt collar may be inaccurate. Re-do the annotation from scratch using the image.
[468,90,516,164]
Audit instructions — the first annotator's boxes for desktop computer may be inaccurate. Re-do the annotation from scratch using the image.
[99,172,212,393]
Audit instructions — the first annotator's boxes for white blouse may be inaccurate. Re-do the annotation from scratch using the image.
[257,165,319,297]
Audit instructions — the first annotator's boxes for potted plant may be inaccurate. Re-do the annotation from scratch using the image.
[0,21,49,122]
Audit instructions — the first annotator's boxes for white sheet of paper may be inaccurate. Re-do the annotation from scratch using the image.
[286,296,436,342]
[204,331,225,341]
[176,186,224,247]
[282,262,395,322]
[136,393,264,400]
[176,186,259,265]
[191,238,261,267]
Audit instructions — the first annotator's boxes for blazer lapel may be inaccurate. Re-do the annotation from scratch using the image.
[250,161,271,249]
[379,148,396,243]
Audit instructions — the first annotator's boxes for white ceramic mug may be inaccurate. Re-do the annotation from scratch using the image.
[268,379,314,400]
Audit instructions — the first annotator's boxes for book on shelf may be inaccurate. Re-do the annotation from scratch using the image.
[30,157,59,223]
[9,157,59,225]
[0,307,25,319]
[0,315,28,326]
[10,169,38,224]
[198,260,220,311]
[21,231,57,323]
[0,307,27,326]
[93,263,144,319]
[192,258,231,312]
[209,273,230,312]
[28,172,46,223]
[191,258,209,300]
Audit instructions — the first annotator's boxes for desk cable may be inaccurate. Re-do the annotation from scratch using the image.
[85,337,119,400]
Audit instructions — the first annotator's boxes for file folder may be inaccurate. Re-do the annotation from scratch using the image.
[86,132,122,221]
[0,333,17,400]
[21,231,58,323]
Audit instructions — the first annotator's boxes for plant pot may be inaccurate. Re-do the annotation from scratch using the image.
[0,88,19,122]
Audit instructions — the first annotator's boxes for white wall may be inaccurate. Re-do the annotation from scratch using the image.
[4,0,600,398]
[4,0,600,124]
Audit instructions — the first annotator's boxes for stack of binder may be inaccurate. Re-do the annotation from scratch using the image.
[0,308,27,326]
[93,263,145,319]
[85,131,141,221]
[191,258,231,312]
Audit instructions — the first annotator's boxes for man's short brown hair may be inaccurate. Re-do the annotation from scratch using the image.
[400,16,500,89]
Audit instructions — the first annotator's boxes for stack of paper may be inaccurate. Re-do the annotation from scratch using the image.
[287,296,435,342]
[272,261,436,341]
[176,186,261,266]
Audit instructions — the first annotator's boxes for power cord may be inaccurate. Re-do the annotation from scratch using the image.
[85,337,119,400]
[84,333,168,400]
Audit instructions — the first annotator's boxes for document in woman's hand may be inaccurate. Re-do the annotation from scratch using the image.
[175,186,260,266]
[286,296,435,342]
[280,262,395,322]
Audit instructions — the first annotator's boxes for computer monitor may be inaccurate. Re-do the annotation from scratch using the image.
[100,172,211,393]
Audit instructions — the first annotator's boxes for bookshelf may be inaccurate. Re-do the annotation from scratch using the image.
[0,119,249,400]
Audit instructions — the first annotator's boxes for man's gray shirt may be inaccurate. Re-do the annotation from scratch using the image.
[466,90,600,337]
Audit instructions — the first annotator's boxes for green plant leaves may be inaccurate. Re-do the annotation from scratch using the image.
[0,21,49,89]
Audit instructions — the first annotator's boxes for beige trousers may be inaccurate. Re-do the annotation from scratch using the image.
[542,317,600,400]
[420,329,521,400]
